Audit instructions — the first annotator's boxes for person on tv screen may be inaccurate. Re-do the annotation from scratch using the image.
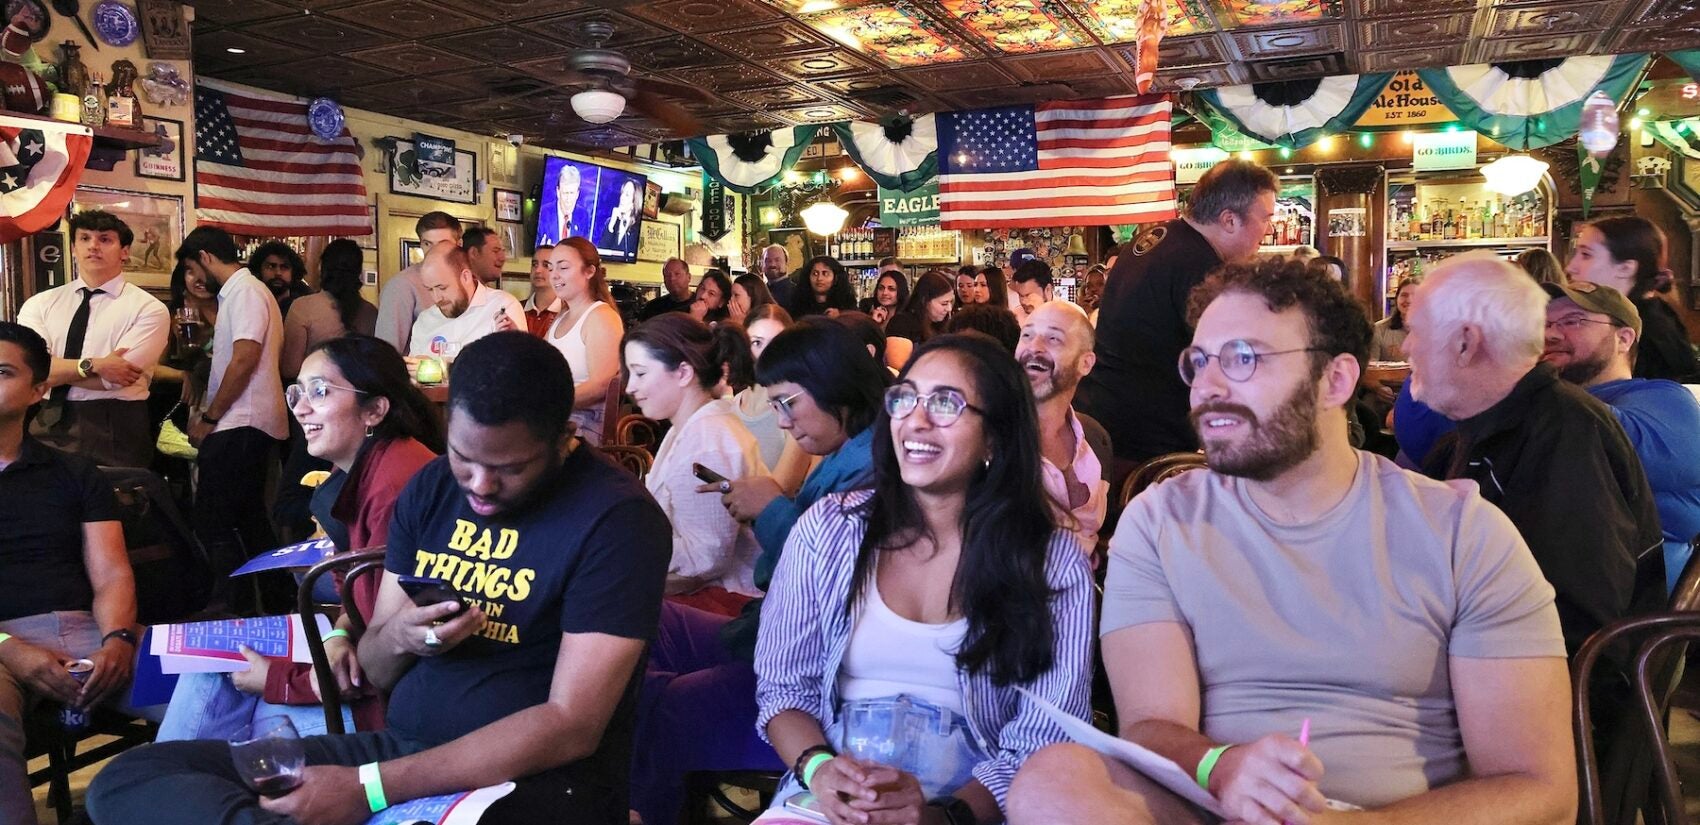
[601,179,640,251]
[545,164,583,247]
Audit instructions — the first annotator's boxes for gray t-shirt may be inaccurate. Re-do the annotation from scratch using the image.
[1103,451,1563,808]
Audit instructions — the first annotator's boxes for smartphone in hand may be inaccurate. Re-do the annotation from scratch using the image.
[692,463,728,485]
[397,576,466,612]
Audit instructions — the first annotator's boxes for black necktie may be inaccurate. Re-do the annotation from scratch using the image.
[48,287,96,406]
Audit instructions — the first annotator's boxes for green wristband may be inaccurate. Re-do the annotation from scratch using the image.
[0,633,11,648]
[1195,744,1233,791]
[358,762,388,812]
[801,752,834,789]
[323,629,350,643]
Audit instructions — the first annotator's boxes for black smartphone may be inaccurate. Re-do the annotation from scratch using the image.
[397,576,465,612]
[692,462,728,485]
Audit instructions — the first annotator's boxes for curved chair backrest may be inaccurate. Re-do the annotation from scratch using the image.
[1117,452,1208,509]
[297,547,387,736]
[614,414,662,452]
[602,444,654,480]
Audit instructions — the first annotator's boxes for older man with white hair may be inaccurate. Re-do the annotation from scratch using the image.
[1408,251,1661,825]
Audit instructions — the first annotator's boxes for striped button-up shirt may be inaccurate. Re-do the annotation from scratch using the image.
[754,490,1096,810]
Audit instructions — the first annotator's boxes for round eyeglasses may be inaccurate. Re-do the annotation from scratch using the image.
[767,389,807,422]
[884,385,984,427]
[286,378,367,408]
[1178,340,1326,386]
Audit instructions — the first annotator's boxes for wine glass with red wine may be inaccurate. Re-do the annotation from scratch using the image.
[230,716,306,797]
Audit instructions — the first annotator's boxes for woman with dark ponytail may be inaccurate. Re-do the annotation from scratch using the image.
[623,314,769,615]
[1568,216,1700,381]
[280,239,377,380]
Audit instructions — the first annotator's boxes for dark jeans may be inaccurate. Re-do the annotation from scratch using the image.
[194,426,279,572]
[88,730,622,825]
[630,602,780,825]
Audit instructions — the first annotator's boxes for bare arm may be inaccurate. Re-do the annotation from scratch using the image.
[280,312,309,381]
[571,307,622,410]
[204,338,262,420]
[380,630,646,798]
[82,520,137,639]
[1324,657,1574,825]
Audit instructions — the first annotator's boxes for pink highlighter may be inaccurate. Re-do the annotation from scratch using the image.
[1285,719,1312,825]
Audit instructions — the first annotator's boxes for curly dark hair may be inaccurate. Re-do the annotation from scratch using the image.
[1186,255,1372,374]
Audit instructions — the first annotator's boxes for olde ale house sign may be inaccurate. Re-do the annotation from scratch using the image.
[1355,72,1455,128]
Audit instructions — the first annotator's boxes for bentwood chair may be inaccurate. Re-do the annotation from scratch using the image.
[601,444,654,480]
[1116,451,1208,510]
[614,414,663,452]
[297,547,388,735]
[1575,537,1700,825]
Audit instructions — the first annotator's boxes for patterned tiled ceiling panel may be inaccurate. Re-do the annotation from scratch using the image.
[195,0,1700,150]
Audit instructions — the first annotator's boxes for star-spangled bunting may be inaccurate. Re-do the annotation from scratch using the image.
[0,114,93,244]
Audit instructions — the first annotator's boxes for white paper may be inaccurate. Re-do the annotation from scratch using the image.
[1016,687,1227,817]
[365,782,516,825]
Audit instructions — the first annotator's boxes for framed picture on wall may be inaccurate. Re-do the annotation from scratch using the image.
[642,180,661,220]
[400,238,424,270]
[494,188,523,223]
[135,116,184,181]
[767,228,813,268]
[72,186,182,278]
[637,220,680,263]
[388,137,478,205]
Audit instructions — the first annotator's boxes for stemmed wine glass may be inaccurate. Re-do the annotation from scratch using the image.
[230,716,306,798]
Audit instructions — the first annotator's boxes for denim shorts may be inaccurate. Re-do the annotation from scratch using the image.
[771,695,989,809]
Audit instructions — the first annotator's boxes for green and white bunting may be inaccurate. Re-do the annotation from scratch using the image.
[1665,50,1700,85]
[1192,75,1390,149]
[1416,55,1648,150]
[687,126,821,194]
[829,115,938,193]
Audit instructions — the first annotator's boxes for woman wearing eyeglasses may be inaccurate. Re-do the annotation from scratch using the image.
[156,335,441,741]
[757,333,1094,825]
[630,317,889,825]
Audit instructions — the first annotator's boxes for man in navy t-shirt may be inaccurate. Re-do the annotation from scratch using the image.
[90,332,671,825]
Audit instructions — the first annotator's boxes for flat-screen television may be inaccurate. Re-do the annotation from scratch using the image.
[535,156,647,264]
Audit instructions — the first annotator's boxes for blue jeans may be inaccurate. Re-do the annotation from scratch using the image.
[156,671,354,742]
[771,695,987,810]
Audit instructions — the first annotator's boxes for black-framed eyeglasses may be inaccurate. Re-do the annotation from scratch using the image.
[768,389,807,421]
[286,378,367,408]
[884,385,984,427]
[1545,315,1617,333]
[1178,340,1327,386]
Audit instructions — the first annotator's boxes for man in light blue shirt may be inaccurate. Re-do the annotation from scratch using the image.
[1543,280,1700,592]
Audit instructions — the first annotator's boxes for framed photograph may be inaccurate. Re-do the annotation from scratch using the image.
[642,180,661,220]
[400,238,425,270]
[388,137,478,205]
[637,220,680,263]
[767,228,813,267]
[72,186,182,280]
[494,188,523,223]
[134,116,184,181]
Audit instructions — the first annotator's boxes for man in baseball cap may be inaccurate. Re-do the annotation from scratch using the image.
[1543,279,1700,595]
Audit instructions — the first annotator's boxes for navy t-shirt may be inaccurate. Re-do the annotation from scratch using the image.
[0,438,119,621]
[383,443,670,792]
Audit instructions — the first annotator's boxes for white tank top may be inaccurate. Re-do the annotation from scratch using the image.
[836,574,968,714]
[547,301,615,387]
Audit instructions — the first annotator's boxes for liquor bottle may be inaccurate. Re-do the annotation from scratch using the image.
[1429,200,1445,240]
[1443,209,1457,241]
[1411,206,1426,241]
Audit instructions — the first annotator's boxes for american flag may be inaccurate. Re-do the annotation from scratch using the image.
[936,94,1176,229]
[194,79,369,237]
[0,114,93,244]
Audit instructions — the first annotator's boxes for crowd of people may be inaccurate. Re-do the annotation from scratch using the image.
[0,158,1697,825]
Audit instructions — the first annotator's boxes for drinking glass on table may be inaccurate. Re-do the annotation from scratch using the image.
[229,716,306,798]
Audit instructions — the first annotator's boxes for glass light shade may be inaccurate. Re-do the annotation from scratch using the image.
[800,201,849,236]
[571,89,625,124]
[1480,154,1549,197]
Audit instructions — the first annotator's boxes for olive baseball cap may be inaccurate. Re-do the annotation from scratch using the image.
[1543,280,1641,336]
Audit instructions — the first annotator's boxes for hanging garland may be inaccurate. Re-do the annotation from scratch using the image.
[828,114,937,193]
[1191,74,1390,149]
[1665,49,1700,84]
[687,125,821,194]
[1648,119,1700,160]
[1416,54,1648,150]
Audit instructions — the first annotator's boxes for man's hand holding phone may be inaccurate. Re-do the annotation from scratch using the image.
[395,576,485,657]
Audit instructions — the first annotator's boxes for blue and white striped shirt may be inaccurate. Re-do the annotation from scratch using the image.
[754,490,1097,810]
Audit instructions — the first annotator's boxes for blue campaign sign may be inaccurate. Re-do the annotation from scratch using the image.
[229,537,338,577]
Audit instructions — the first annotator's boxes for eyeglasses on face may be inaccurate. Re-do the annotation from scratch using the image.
[768,389,807,421]
[286,378,367,408]
[1544,315,1617,333]
[883,385,984,427]
[1178,339,1327,386]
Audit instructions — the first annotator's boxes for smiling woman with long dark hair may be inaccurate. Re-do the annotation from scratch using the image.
[755,333,1094,825]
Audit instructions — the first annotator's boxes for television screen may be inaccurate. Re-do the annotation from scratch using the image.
[536,156,648,264]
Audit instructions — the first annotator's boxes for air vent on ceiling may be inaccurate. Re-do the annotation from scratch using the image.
[1244,53,1348,83]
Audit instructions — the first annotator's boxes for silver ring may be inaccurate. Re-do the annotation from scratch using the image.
[719,481,730,493]
[423,627,442,648]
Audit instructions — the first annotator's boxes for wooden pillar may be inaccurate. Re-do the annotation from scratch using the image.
[1317,165,1385,319]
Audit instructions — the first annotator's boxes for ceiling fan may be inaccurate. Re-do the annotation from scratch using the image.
[554,20,708,136]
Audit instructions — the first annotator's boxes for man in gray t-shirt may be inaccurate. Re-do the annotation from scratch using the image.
[1010,258,1573,825]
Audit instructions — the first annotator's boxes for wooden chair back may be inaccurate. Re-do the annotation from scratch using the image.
[1116,452,1207,509]
[297,547,387,735]
[602,444,654,480]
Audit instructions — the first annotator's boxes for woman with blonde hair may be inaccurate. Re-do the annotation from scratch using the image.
[1516,247,1567,287]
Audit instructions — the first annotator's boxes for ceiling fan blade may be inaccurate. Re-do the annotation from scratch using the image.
[629,90,704,137]
[632,76,714,103]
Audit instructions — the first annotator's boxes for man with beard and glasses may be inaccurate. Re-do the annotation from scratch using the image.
[1016,301,1111,553]
[1009,258,1573,825]
[90,331,672,825]
[1411,254,1662,825]
[1540,280,1700,595]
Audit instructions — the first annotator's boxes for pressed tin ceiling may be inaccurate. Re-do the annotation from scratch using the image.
[190,0,1700,150]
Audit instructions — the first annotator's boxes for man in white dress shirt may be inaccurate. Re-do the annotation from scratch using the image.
[375,212,462,353]
[18,210,168,468]
[177,227,287,581]
[407,245,525,360]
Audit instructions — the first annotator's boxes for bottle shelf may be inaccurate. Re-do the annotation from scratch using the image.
[1387,237,1550,251]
